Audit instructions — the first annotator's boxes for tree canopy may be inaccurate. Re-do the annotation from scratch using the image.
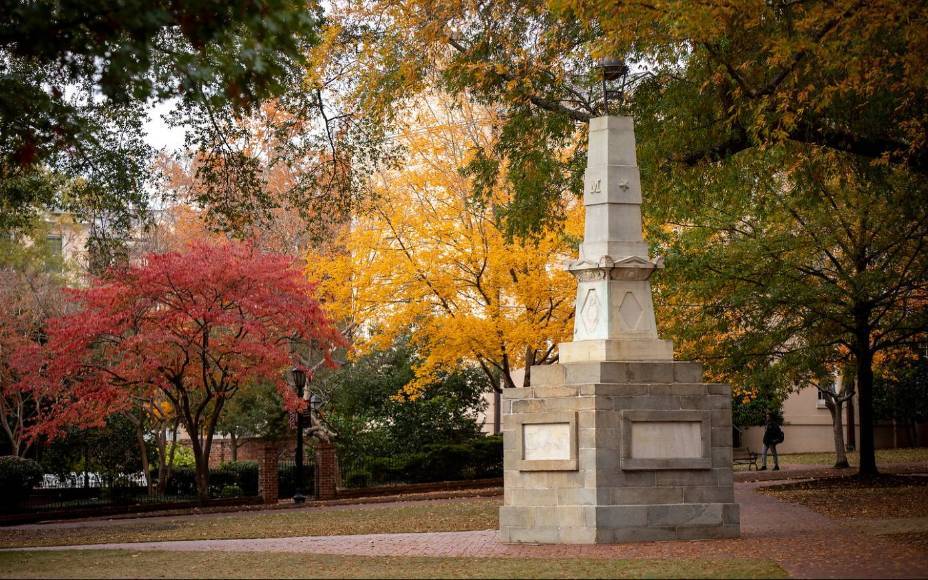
[649,144,928,474]
[24,240,342,499]
[1,0,321,257]
[306,96,579,395]
[315,0,927,235]
[321,335,487,459]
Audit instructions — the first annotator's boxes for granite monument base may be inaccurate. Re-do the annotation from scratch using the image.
[499,360,740,544]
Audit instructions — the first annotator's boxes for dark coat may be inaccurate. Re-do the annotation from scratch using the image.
[763,422,784,446]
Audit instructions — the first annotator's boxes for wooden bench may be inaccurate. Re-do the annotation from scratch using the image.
[733,447,758,470]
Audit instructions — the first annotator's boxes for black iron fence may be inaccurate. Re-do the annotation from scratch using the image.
[3,436,503,518]
[21,484,198,514]
[277,460,315,499]
[4,462,263,516]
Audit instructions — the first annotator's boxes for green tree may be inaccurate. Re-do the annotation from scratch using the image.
[875,351,928,447]
[216,381,289,462]
[648,147,928,475]
[1,0,321,250]
[38,415,147,488]
[320,336,488,458]
[317,0,926,237]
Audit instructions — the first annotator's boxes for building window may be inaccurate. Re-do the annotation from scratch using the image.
[816,389,828,409]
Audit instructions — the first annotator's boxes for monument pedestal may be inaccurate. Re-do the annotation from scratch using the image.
[499,361,739,544]
[499,115,739,543]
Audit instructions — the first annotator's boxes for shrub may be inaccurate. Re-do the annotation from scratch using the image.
[0,456,44,507]
[342,435,503,487]
[159,461,260,498]
[166,444,196,469]
[220,484,243,498]
[343,469,372,488]
[211,461,259,497]
[162,467,198,497]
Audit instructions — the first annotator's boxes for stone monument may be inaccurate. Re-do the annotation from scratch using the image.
[499,115,740,544]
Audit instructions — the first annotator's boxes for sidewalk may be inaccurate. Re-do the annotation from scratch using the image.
[9,482,928,578]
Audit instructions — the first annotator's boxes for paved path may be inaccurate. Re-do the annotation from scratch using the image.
[9,482,928,579]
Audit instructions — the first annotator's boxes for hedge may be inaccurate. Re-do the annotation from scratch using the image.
[158,461,259,498]
[340,435,502,488]
[0,456,43,506]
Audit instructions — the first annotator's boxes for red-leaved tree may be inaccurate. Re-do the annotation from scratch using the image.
[43,241,342,500]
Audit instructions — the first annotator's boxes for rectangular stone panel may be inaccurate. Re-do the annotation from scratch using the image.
[512,411,579,471]
[630,421,702,459]
[523,423,571,461]
[621,410,711,470]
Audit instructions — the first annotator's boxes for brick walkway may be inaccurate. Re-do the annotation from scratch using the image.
[10,482,928,579]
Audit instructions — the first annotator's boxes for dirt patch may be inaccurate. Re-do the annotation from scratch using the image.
[761,474,928,519]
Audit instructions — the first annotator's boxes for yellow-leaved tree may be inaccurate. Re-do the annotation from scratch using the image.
[306,96,581,430]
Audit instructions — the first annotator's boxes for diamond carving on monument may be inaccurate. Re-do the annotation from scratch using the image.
[618,291,643,330]
[580,289,600,333]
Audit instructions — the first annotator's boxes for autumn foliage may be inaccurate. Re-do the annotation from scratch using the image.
[29,241,341,498]
[306,98,580,400]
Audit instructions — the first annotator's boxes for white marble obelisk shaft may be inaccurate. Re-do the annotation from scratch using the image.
[559,116,673,363]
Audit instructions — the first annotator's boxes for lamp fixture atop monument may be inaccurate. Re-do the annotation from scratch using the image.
[597,57,629,114]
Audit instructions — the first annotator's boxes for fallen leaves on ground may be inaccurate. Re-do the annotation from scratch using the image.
[762,474,928,519]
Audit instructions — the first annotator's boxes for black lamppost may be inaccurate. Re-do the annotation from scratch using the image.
[598,57,629,114]
[291,367,307,504]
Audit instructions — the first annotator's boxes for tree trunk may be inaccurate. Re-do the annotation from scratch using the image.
[154,429,167,495]
[523,346,535,388]
[132,421,154,495]
[856,344,878,475]
[188,434,211,503]
[826,398,850,468]
[156,425,178,495]
[846,396,857,451]
[194,458,210,503]
[230,433,238,462]
[191,400,225,503]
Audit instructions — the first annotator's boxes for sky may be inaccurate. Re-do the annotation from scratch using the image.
[144,99,186,152]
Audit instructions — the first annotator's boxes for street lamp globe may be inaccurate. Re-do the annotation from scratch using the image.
[291,367,307,394]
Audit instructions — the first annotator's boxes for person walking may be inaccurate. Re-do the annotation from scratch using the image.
[760,412,784,471]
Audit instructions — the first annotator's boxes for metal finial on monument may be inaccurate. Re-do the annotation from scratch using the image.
[597,57,628,114]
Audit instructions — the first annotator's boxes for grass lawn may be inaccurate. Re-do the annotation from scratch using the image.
[0,550,788,579]
[0,499,501,549]
[777,447,928,466]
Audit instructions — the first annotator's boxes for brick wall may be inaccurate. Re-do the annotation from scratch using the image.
[204,437,296,467]
[315,441,337,499]
[257,443,279,504]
